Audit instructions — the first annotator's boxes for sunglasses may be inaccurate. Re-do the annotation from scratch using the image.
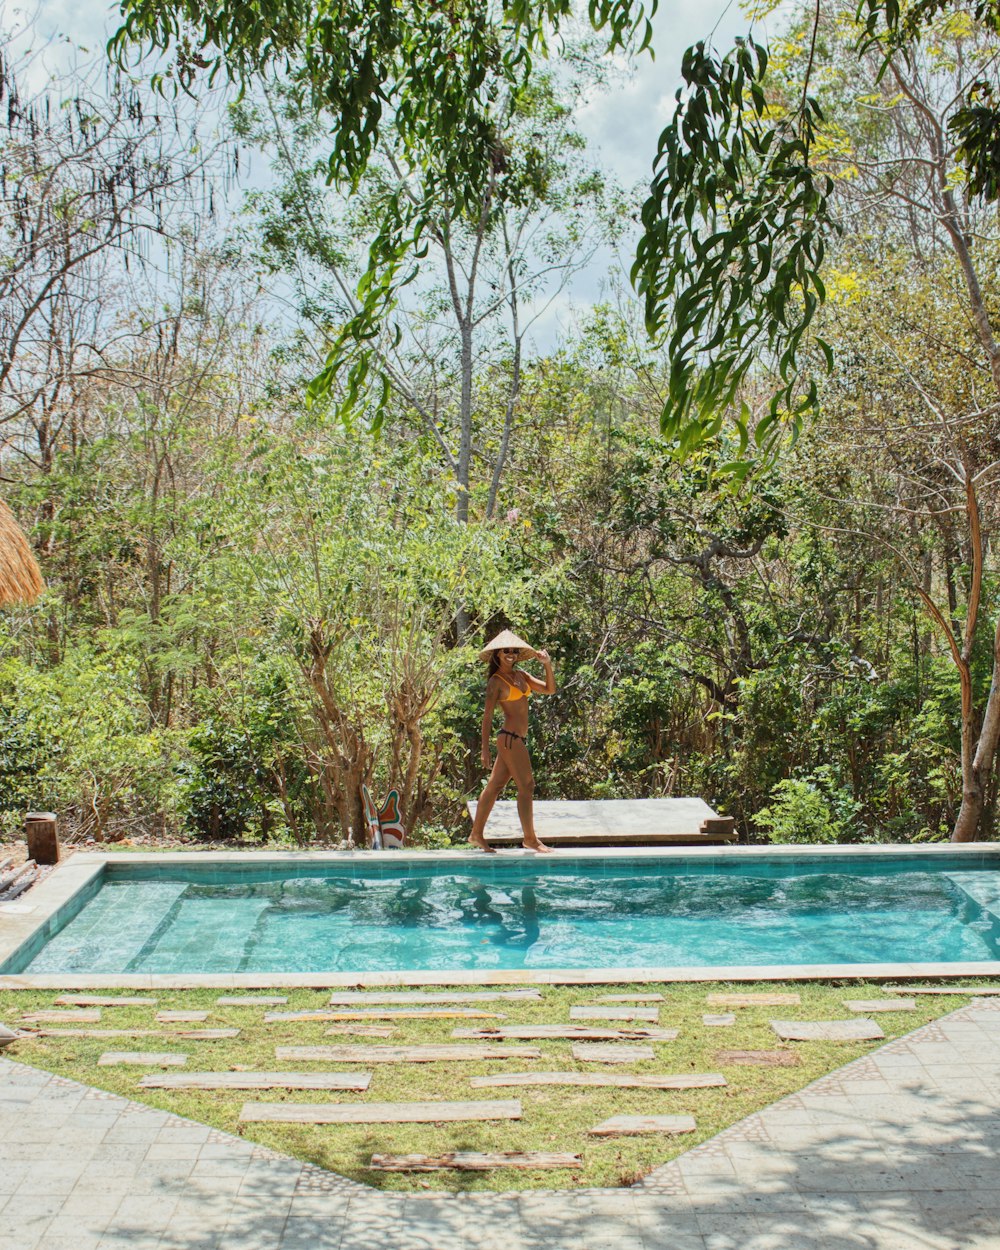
[501,648,520,655]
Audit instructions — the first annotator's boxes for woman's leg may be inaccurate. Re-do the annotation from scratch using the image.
[498,738,552,853]
[469,753,512,852]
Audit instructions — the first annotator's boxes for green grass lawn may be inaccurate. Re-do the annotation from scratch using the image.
[2,981,992,1192]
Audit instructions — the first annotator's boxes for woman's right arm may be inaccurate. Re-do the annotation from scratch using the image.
[481,680,499,767]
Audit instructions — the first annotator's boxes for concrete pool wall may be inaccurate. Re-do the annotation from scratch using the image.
[2,843,1000,988]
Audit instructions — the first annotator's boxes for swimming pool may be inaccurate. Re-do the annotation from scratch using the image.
[3,846,1000,981]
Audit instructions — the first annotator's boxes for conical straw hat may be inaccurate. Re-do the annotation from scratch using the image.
[478,628,537,662]
[0,501,44,606]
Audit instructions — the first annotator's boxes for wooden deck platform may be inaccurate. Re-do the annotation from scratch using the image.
[466,798,737,846]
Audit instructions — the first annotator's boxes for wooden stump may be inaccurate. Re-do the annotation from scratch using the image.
[25,812,59,866]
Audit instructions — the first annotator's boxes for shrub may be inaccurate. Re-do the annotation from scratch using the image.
[754,769,861,844]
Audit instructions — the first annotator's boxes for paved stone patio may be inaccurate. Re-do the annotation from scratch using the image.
[2,1000,999,1249]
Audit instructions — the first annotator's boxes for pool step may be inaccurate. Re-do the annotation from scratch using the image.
[276,1044,541,1063]
[239,1099,522,1125]
[469,1072,725,1090]
[129,896,271,974]
[138,1071,371,1091]
[27,882,187,975]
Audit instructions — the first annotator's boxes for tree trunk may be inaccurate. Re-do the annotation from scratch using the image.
[456,318,473,525]
[952,617,1000,841]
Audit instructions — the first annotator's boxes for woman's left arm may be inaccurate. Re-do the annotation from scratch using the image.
[525,649,556,695]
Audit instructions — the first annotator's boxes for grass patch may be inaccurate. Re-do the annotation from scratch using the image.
[2,981,992,1192]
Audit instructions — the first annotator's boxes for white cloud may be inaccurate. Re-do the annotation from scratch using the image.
[574,0,761,189]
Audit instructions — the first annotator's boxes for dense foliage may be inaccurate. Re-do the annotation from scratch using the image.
[1,6,998,845]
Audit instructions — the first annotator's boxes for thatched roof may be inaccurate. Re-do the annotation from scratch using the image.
[0,500,44,605]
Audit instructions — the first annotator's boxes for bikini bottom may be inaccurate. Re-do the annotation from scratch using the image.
[497,728,527,747]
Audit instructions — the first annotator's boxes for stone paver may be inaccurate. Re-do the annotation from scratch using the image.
[770,1017,885,1042]
[1,1002,999,1249]
[843,999,918,1013]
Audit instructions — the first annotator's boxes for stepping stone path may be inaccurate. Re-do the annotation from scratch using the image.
[843,999,917,1012]
[156,1011,208,1023]
[324,1025,396,1038]
[770,1018,885,1042]
[28,1027,241,1041]
[884,984,1000,994]
[571,1044,655,1064]
[454,1025,678,1041]
[706,993,801,1007]
[265,1009,504,1022]
[26,1029,166,1039]
[98,1052,188,1066]
[570,1006,659,1022]
[702,1013,736,1027]
[370,1151,581,1171]
[589,1114,697,1137]
[594,994,665,1004]
[216,996,288,1006]
[20,1010,101,1023]
[276,1044,541,1064]
[239,1099,522,1125]
[178,1029,240,1040]
[713,1049,800,1067]
[138,1071,372,1091]
[54,996,156,1007]
[469,1071,725,1090]
[327,991,541,1004]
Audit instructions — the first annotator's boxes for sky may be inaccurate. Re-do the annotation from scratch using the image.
[12,0,787,349]
[21,0,759,181]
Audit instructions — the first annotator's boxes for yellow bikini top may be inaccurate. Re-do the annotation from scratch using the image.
[497,673,530,702]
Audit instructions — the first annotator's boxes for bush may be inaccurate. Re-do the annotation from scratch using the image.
[0,645,183,840]
[754,769,861,844]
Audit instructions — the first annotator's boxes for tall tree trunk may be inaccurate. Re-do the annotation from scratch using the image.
[952,617,1000,841]
[456,318,473,525]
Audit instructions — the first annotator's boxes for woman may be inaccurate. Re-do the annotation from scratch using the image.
[469,629,556,853]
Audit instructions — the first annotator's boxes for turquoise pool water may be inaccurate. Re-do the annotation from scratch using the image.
[13,854,1000,974]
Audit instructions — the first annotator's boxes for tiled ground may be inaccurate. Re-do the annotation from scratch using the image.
[2,1001,1000,1249]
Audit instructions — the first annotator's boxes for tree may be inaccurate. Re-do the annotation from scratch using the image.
[0,39,219,472]
[110,0,998,458]
[787,5,1000,840]
[232,62,622,524]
